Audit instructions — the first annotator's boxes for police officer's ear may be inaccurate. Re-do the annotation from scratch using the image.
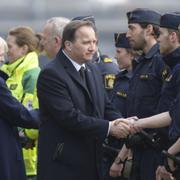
[64,40,72,51]
[145,24,153,36]
[169,31,178,43]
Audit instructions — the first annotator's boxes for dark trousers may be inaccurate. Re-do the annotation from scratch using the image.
[130,148,163,180]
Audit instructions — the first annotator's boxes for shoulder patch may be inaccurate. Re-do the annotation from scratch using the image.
[104,74,116,89]
[162,68,170,81]
[139,74,149,80]
[165,74,172,82]
[103,58,113,63]
[116,91,127,98]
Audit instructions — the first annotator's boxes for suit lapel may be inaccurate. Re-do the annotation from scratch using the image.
[85,63,104,118]
[57,50,93,102]
[85,65,97,104]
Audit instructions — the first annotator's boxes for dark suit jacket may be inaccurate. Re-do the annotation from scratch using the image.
[0,70,39,180]
[37,49,121,180]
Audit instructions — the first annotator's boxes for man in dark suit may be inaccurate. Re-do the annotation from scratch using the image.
[37,20,131,180]
[0,70,39,180]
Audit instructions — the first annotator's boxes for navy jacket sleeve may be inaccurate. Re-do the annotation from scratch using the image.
[104,91,123,120]
[0,77,40,128]
[169,94,180,139]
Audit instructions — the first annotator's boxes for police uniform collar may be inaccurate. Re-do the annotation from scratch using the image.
[116,69,132,79]
[120,68,128,74]
[144,43,160,60]
[163,47,180,69]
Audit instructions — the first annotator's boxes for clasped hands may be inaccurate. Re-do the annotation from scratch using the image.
[109,117,141,139]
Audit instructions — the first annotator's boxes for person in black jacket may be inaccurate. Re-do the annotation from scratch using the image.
[71,15,120,96]
[37,20,130,180]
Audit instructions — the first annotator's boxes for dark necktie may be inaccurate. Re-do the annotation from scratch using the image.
[79,66,87,84]
[79,66,92,98]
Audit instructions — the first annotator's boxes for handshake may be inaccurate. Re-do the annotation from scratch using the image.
[109,117,142,139]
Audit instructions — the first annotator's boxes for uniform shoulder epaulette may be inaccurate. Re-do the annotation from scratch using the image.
[103,57,113,63]
[162,66,171,81]
[119,69,128,74]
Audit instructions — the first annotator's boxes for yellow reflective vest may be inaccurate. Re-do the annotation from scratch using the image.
[1,51,40,176]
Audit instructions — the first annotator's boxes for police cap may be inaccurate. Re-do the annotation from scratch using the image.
[160,12,180,31]
[114,33,131,48]
[127,8,161,25]
[71,15,95,25]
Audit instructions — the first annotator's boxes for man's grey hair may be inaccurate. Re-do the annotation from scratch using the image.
[46,17,70,37]
[0,37,8,53]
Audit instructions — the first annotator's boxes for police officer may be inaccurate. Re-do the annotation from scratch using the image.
[155,94,180,180]
[157,12,180,113]
[71,15,120,96]
[110,33,136,117]
[125,8,169,180]
[129,93,180,180]
[104,33,137,180]
[165,93,180,179]
[156,12,180,180]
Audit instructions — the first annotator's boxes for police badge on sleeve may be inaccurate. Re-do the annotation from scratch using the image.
[104,74,116,89]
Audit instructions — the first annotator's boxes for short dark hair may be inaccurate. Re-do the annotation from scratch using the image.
[61,20,97,49]
[139,23,160,39]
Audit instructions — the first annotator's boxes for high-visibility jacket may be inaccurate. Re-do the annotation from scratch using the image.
[1,51,40,176]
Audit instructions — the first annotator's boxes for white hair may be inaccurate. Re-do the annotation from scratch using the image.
[0,37,8,53]
[46,17,70,37]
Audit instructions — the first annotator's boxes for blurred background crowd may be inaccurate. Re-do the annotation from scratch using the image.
[0,0,179,66]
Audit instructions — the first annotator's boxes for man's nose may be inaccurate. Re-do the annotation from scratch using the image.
[89,43,96,52]
[126,31,131,38]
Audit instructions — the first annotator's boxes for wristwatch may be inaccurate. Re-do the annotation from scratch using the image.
[114,156,124,165]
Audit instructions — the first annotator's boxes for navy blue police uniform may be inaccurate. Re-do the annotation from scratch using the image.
[158,13,180,113]
[168,93,180,179]
[103,33,133,180]
[156,13,180,161]
[111,70,132,117]
[158,48,180,112]
[126,9,170,180]
[157,12,180,180]
[72,15,120,96]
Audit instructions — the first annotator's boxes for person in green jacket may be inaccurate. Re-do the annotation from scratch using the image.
[1,26,41,180]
